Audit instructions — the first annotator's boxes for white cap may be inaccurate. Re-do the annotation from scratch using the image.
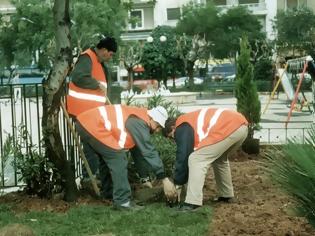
[147,106,168,128]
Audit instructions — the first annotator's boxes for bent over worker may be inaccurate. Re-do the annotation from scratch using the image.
[163,108,248,211]
[66,36,117,178]
[76,104,177,210]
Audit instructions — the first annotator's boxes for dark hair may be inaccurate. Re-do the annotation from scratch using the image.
[96,36,117,52]
[162,118,177,137]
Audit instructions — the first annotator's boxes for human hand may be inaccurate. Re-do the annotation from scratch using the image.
[162,178,177,203]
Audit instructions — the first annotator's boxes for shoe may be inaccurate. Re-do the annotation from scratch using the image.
[212,196,236,203]
[177,203,200,212]
[113,201,144,211]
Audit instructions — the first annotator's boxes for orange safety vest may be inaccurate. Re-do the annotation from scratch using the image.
[176,108,248,150]
[66,49,107,117]
[77,105,150,150]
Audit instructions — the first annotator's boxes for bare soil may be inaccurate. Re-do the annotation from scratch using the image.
[0,149,315,236]
[206,149,315,236]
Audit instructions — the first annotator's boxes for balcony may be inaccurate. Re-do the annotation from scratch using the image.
[122,0,155,5]
[216,2,267,15]
[0,6,16,14]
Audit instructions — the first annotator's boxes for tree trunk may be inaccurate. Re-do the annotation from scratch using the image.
[187,61,194,88]
[127,68,134,91]
[42,0,78,202]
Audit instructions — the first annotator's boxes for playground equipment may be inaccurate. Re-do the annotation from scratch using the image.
[263,56,315,127]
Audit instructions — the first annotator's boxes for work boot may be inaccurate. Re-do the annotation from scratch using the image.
[113,201,144,211]
[177,203,200,212]
[211,196,237,204]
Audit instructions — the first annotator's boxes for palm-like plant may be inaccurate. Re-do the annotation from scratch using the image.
[264,125,315,228]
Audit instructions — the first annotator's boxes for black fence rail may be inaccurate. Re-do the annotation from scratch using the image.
[0,83,312,188]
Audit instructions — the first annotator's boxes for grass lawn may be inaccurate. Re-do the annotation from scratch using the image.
[0,203,212,236]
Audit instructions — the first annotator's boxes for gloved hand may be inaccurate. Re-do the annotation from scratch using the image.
[140,177,153,189]
[175,185,182,202]
[162,178,177,203]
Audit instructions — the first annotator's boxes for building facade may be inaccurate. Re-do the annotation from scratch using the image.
[1,0,315,41]
[121,0,315,41]
[0,0,15,20]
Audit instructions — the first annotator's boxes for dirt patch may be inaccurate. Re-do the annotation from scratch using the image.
[205,150,315,236]
[0,150,314,236]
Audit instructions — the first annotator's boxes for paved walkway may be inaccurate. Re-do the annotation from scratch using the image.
[177,92,314,144]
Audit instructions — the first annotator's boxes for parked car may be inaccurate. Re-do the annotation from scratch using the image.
[208,63,236,82]
[166,77,204,88]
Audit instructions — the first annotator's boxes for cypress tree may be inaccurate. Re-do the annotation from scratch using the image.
[235,36,261,139]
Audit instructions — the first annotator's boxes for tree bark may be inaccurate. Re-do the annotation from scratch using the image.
[42,0,78,202]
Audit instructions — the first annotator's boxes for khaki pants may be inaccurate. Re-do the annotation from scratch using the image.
[185,125,248,206]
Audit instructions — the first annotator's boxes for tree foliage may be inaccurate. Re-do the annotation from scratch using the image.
[0,0,129,72]
[141,26,183,86]
[11,0,54,70]
[275,7,315,57]
[214,6,264,59]
[70,0,129,53]
[176,3,264,59]
[235,36,261,138]
[119,40,143,89]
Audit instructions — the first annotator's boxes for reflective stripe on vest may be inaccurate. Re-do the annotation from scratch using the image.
[68,89,106,103]
[115,105,127,148]
[197,108,227,143]
[66,48,107,117]
[176,108,248,150]
[77,105,150,150]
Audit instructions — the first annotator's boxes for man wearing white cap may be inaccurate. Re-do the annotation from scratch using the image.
[76,104,177,210]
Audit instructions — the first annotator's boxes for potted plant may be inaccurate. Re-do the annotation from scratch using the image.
[235,36,261,154]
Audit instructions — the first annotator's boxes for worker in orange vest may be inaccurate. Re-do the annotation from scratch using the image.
[76,105,177,210]
[66,36,117,180]
[163,108,248,211]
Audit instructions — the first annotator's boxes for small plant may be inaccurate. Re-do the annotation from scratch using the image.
[264,125,315,228]
[147,95,182,118]
[5,125,61,198]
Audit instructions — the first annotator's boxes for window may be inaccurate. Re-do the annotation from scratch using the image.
[286,0,298,9]
[167,8,181,20]
[212,0,226,5]
[239,0,259,4]
[129,9,143,30]
[287,0,307,8]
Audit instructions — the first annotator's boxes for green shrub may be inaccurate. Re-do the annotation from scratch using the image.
[5,125,61,198]
[264,125,315,228]
[235,36,261,138]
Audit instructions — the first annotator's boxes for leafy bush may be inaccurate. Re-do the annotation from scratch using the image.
[264,125,315,228]
[5,125,61,198]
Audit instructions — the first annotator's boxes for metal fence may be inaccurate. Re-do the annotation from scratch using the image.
[0,82,80,187]
[0,82,312,187]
